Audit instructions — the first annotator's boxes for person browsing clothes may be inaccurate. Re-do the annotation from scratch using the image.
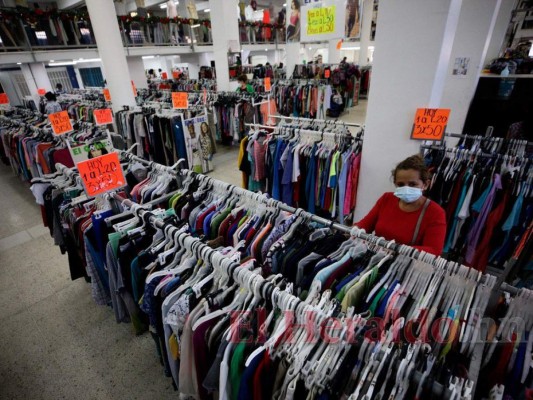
[44,92,62,115]
[236,74,255,94]
[354,154,446,255]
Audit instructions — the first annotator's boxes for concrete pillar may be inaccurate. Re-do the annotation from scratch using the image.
[440,0,504,137]
[29,63,53,92]
[286,42,300,78]
[484,0,517,64]
[85,0,136,111]
[354,0,463,221]
[127,56,148,89]
[328,39,341,64]
[358,0,373,66]
[115,1,127,15]
[209,0,239,91]
[20,64,40,104]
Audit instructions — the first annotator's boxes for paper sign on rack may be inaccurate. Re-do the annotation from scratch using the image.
[325,69,331,78]
[264,77,271,91]
[131,81,137,97]
[77,152,125,197]
[161,72,168,79]
[49,110,74,135]
[0,93,9,104]
[38,88,46,96]
[93,109,113,126]
[172,92,188,109]
[410,108,451,141]
[103,88,111,102]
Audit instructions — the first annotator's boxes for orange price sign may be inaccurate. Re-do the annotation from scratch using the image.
[131,81,137,97]
[103,88,111,102]
[77,152,125,197]
[172,92,188,109]
[161,72,168,79]
[37,88,46,96]
[48,110,73,135]
[0,93,9,104]
[264,77,271,91]
[410,108,451,141]
[172,71,180,79]
[93,108,113,126]
[325,69,331,78]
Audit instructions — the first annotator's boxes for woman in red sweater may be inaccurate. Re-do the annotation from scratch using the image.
[355,155,446,255]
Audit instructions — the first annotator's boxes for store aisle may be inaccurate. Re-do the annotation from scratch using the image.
[0,166,176,400]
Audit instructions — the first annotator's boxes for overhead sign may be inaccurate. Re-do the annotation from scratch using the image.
[93,109,113,126]
[172,92,188,109]
[49,110,74,135]
[0,93,9,104]
[300,0,344,42]
[264,77,271,92]
[307,6,336,35]
[411,108,451,141]
[103,88,111,102]
[77,152,125,197]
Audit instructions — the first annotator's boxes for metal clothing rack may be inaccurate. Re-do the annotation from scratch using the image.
[270,114,362,128]
[244,122,364,142]
[420,144,532,162]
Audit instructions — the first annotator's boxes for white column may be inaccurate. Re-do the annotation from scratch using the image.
[209,0,240,91]
[286,42,300,78]
[358,0,373,66]
[30,63,53,92]
[127,56,148,89]
[440,0,502,136]
[354,0,463,221]
[328,39,341,64]
[85,0,136,112]
[484,0,516,64]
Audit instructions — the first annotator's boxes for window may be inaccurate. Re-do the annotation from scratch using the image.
[78,67,105,88]
[13,72,30,98]
[47,68,73,91]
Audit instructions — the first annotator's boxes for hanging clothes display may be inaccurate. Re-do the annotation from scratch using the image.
[423,136,532,275]
[271,80,331,120]
[23,150,533,400]
[241,121,364,224]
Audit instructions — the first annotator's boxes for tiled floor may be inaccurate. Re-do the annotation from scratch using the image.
[0,102,367,399]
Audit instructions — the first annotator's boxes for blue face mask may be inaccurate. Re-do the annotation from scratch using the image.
[394,186,423,203]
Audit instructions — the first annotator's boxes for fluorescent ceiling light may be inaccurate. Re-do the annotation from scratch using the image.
[283,3,287,6]
[142,55,155,59]
[50,60,54,62]
[175,1,179,4]
[49,61,76,66]
[77,58,101,63]
[17,62,21,65]
[160,4,167,8]
[342,46,360,50]
[191,24,200,28]
[204,8,210,12]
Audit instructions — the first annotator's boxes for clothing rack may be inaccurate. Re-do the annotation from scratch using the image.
[271,114,362,128]
[421,144,531,162]
[244,122,364,141]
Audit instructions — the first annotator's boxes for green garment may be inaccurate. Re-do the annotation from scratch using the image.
[230,341,247,400]
[236,84,255,94]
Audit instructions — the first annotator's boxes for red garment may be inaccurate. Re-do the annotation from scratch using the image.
[52,148,74,169]
[470,193,509,272]
[356,192,446,255]
[195,205,216,233]
[253,350,272,400]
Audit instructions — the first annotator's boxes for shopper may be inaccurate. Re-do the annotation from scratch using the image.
[354,154,446,255]
[236,74,254,94]
[44,92,62,115]
[55,83,65,94]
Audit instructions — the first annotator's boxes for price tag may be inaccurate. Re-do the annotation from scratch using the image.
[264,77,271,92]
[0,93,9,104]
[411,108,451,141]
[172,92,188,109]
[103,88,111,102]
[325,69,331,78]
[93,108,113,126]
[161,72,168,79]
[336,39,343,50]
[131,81,137,97]
[38,88,46,96]
[77,152,126,197]
[49,110,73,135]
[203,88,207,105]
[172,71,180,79]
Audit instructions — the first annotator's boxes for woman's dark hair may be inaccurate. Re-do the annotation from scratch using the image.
[392,154,430,183]
[292,0,300,9]
[44,92,56,102]
[87,146,108,159]
[56,83,63,90]
[200,122,209,134]
[237,74,248,83]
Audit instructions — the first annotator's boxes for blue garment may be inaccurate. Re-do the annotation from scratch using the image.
[281,145,294,205]
[376,280,399,318]
[140,276,164,328]
[314,252,352,286]
[490,193,524,263]
[337,151,351,224]
[444,172,471,253]
[334,267,364,294]
[172,116,189,169]
[237,349,265,400]
[471,181,493,213]
[203,210,217,237]
[305,145,318,214]
[272,139,286,200]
